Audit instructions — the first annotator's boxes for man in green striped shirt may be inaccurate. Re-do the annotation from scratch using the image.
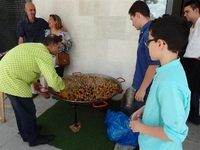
[0,34,65,146]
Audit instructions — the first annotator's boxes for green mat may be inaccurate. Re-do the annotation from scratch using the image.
[37,99,121,150]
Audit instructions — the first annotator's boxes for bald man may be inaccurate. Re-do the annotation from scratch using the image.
[17,2,50,98]
[17,2,49,44]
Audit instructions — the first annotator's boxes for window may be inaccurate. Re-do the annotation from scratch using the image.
[0,0,28,53]
[145,0,173,19]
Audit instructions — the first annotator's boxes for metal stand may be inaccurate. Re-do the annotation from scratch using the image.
[69,104,81,132]
[72,105,78,127]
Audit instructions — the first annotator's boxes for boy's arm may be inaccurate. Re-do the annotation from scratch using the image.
[130,122,173,141]
[130,106,145,119]
[135,65,158,101]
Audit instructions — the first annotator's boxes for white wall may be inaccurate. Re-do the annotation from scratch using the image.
[33,0,139,97]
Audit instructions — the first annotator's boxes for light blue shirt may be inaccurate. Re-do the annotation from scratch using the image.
[139,59,190,150]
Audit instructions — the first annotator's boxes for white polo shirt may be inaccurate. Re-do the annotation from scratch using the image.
[184,17,200,58]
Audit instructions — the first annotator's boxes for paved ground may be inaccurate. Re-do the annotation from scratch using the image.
[0,94,200,150]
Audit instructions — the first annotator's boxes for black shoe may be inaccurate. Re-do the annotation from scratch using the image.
[133,146,139,150]
[29,134,55,147]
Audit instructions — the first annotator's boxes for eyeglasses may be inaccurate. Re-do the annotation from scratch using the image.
[144,39,155,47]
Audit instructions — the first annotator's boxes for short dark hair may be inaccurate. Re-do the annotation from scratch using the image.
[128,0,150,17]
[149,15,189,53]
[184,0,200,11]
[42,34,62,46]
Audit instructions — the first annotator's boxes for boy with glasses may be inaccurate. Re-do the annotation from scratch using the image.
[124,1,159,149]
[129,15,190,150]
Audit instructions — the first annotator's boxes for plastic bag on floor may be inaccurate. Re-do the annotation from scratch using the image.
[104,109,139,146]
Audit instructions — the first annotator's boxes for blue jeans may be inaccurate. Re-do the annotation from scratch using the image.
[6,94,40,144]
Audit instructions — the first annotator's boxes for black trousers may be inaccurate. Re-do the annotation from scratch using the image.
[6,94,40,144]
[181,58,200,118]
[55,66,65,77]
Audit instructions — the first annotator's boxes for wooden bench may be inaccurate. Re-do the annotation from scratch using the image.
[0,91,12,123]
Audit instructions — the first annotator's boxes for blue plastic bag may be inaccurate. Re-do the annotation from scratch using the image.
[104,109,139,146]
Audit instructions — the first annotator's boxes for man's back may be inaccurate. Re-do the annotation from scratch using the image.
[0,43,52,97]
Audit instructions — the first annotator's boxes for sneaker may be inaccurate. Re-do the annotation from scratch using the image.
[43,92,50,99]
[29,134,55,147]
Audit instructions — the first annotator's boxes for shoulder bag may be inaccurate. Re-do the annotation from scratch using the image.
[56,52,70,66]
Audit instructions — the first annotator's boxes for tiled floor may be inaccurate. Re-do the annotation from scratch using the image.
[0,94,60,150]
[0,94,200,150]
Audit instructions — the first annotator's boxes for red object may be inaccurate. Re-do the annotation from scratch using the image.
[92,100,108,108]
[33,82,41,91]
